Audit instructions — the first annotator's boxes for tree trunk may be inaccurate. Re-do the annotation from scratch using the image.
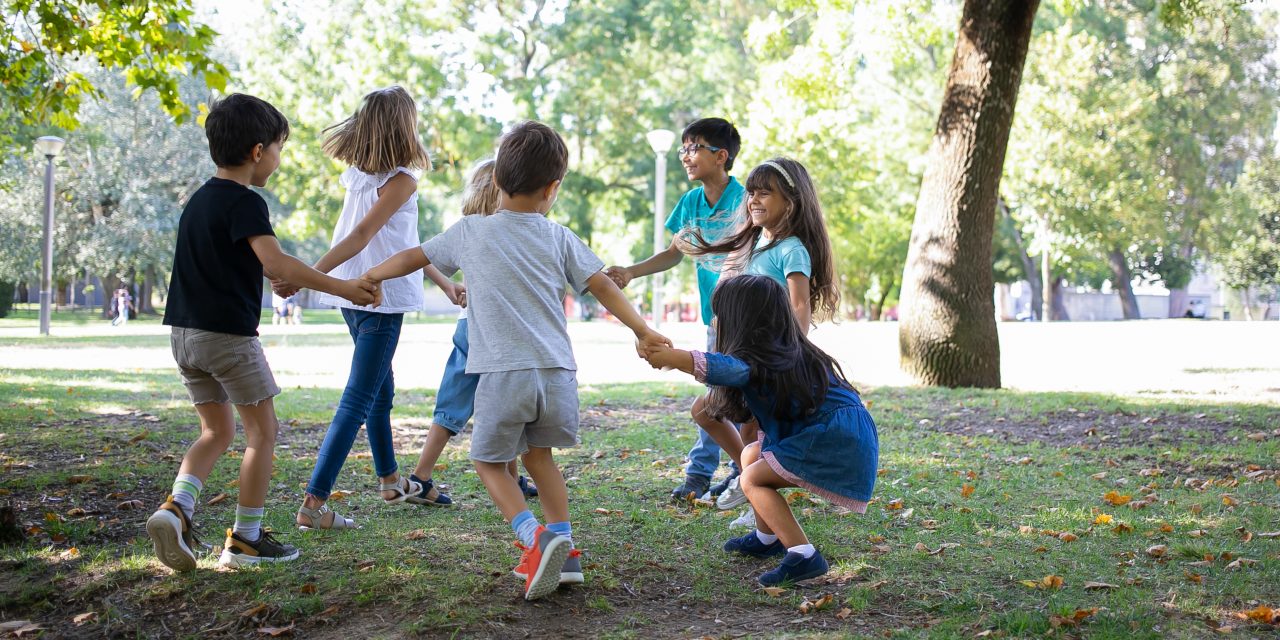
[1166,242,1195,318]
[100,274,121,318]
[898,0,1039,388]
[1050,277,1070,321]
[873,286,893,321]
[1000,199,1042,319]
[1107,248,1141,320]
[139,267,157,315]
[1241,288,1254,321]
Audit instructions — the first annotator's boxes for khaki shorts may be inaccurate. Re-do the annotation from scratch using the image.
[470,368,579,462]
[170,327,280,405]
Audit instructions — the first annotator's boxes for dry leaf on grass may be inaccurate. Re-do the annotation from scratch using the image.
[116,500,144,511]
[298,583,317,594]
[257,623,295,636]
[404,530,427,540]
[328,491,349,501]
[355,560,375,572]
[240,604,269,618]
[72,612,96,625]
[1058,532,1079,543]
[961,484,975,498]
[798,594,834,614]
[1020,575,1063,590]
[1083,582,1118,591]
[1103,491,1131,506]
[1225,558,1257,571]
[1093,514,1113,525]
[129,430,150,444]
[206,493,228,506]
[835,607,853,620]
[1241,605,1280,625]
[67,475,93,484]
[1189,529,1209,538]
[1146,545,1168,558]
[1050,608,1099,628]
[885,499,904,511]
[761,587,786,597]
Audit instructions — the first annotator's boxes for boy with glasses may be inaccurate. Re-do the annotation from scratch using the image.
[605,117,747,506]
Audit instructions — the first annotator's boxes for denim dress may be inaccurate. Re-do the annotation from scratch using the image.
[693,351,879,513]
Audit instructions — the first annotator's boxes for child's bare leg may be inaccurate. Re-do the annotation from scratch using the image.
[741,455,806,547]
[520,447,567,524]
[410,424,455,480]
[232,399,279,510]
[475,460,528,521]
[176,402,237,482]
[506,460,520,481]
[739,419,760,449]
[692,394,744,470]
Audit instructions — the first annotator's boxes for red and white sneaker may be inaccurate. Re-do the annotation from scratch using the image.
[513,526,571,600]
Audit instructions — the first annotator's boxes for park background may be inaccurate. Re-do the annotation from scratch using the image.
[2,0,1280,638]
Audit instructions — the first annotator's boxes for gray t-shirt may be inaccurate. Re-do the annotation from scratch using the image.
[421,211,604,374]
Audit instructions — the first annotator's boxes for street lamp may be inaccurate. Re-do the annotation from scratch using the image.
[35,136,65,336]
[645,129,675,327]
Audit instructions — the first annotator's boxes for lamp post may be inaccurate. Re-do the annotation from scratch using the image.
[35,136,65,336]
[645,129,675,327]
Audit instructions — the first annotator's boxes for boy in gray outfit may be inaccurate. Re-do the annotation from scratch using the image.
[363,121,669,600]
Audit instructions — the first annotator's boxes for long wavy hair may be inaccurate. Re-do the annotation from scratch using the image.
[322,86,431,174]
[705,274,853,425]
[460,158,499,216]
[688,157,840,323]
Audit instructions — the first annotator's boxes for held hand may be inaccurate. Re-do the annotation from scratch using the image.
[345,278,378,307]
[604,266,633,289]
[641,344,676,370]
[445,282,467,307]
[635,329,672,359]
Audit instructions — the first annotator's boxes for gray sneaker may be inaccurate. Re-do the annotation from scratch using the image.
[729,505,756,529]
[715,476,749,510]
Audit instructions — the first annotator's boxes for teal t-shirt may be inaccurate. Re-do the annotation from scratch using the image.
[664,177,746,325]
[745,235,812,288]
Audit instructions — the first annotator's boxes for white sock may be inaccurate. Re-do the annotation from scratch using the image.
[233,505,265,542]
[754,529,779,545]
[788,543,816,558]
[170,474,202,519]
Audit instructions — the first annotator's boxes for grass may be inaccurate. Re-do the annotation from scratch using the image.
[1,341,1279,637]
[0,304,456,330]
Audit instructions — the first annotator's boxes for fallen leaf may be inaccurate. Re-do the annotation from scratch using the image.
[1083,581,1118,590]
[896,508,914,520]
[116,499,144,511]
[404,529,427,540]
[591,450,605,459]
[257,623,295,636]
[1091,472,1108,480]
[1242,605,1280,625]
[66,507,87,517]
[1147,545,1168,558]
[1221,494,1239,507]
[73,612,97,625]
[1093,514,1114,525]
[59,547,80,560]
[206,493,228,506]
[1058,532,1079,543]
[67,475,93,484]
[762,587,786,597]
[328,491,349,501]
[1159,523,1175,533]
[1103,490,1132,506]
[885,499,904,511]
[129,430,150,444]
[921,519,938,529]
[835,607,853,620]
[867,534,886,544]
[1041,575,1064,589]
[1225,558,1257,571]
[298,583,317,594]
[1112,523,1134,534]
[961,484,975,498]
[1189,529,1209,538]
[240,604,269,618]
[865,580,888,590]
[355,559,376,571]
[1257,531,1280,539]
[316,605,340,618]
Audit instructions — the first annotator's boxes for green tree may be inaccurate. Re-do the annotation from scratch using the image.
[0,0,227,135]
[1215,152,1280,318]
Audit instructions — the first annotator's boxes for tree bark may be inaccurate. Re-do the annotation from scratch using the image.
[1166,241,1195,318]
[1241,288,1254,321]
[898,0,1039,388]
[1050,277,1070,321]
[1107,248,1141,320]
[139,267,157,315]
[100,274,120,318]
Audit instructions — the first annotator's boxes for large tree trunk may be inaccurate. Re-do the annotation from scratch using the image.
[1241,288,1254,321]
[139,267,157,315]
[100,274,121,319]
[999,199,1042,320]
[1166,241,1195,318]
[1107,248,1141,320]
[1050,277,1070,321]
[898,0,1039,387]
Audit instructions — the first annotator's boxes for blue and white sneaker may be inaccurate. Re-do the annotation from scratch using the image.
[758,549,829,586]
[723,531,786,558]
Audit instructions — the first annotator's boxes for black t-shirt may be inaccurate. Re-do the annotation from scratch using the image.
[163,178,275,336]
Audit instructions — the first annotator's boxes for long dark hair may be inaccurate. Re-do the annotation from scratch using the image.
[705,275,853,424]
[688,157,840,322]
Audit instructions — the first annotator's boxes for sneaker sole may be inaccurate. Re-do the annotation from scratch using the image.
[716,491,749,510]
[146,510,196,572]
[512,569,584,585]
[217,548,301,568]
[524,537,571,601]
[758,565,828,586]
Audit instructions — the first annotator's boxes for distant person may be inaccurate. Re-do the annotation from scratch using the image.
[642,275,878,587]
[112,287,134,327]
[604,117,746,506]
[147,93,376,572]
[271,292,291,325]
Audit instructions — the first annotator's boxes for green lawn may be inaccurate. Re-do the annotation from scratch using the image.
[1,356,1278,637]
[0,304,456,329]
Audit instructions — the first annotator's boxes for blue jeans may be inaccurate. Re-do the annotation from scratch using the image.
[685,324,739,479]
[433,318,477,434]
[306,309,403,499]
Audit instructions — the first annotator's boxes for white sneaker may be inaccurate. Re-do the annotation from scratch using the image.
[716,476,749,510]
[729,505,756,529]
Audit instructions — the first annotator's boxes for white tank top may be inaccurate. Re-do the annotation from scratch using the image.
[315,166,424,314]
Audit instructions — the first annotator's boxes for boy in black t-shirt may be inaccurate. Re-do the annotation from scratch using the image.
[148,94,378,571]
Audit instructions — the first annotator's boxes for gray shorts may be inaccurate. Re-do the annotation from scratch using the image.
[470,367,579,462]
[170,327,280,405]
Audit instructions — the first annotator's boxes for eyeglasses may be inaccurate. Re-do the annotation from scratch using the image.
[678,143,723,157]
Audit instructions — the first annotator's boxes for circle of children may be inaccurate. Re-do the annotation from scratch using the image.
[145,87,879,601]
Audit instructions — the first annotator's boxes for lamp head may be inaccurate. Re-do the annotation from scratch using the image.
[645,129,675,155]
[35,136,65,158]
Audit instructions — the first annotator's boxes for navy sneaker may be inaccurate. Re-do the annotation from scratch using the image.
[723,532,786,558]
[758,550,829,586]
[518,475,539,498]
[670,473,711,503]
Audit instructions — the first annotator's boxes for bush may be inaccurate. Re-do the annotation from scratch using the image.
[0,282,14,318]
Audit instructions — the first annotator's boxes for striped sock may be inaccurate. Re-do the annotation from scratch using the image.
[546,521,573,547]
[170,474,202,519]
[511,510,540,547]
[233,506,265,543]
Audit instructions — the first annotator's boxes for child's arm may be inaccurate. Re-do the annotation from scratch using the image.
[644,346,695,374]
[363,246,432,285]
[424,265,465,306]
[605,240,684,288]
[585,271,671,351]
[314,173,417,274]
[787,273,812,335]
[248,235,377,306]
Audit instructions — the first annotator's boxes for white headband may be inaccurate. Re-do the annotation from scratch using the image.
[760,161,795,189]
